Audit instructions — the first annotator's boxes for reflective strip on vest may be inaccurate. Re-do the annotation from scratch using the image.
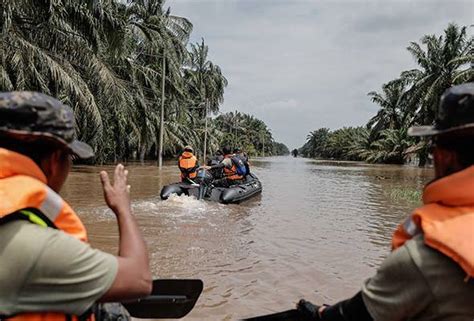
[39,187,63,223]
[403,216,420,236]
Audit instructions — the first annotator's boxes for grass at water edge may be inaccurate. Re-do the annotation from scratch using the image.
[388,187,423,204]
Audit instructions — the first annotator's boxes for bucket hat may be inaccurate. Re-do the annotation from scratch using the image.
[409,83,474,137]
[0,91,94,159]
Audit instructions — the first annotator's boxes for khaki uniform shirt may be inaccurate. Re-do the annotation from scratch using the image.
[0,221,118,316]
[221,158,233,169]
[362,235,474,321]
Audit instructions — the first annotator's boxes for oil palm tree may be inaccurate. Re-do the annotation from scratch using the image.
[365,128,413,164]
[402,23,473,125]
[399,24,473,165]
[0,0,120,146]
[124,0,193,166]
[367,79,411,135]
[212,111,279,157]
[348,127,373,160]
[184,39,228,159]
[303,128,330,158]
[185,39,228,114]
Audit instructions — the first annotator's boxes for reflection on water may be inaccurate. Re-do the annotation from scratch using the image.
[62,157,432,320]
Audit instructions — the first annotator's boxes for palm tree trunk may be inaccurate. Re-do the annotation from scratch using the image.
[140,145,146,163]
[203,99,208,162]
[418,150,428,167]
[158,50,166,168]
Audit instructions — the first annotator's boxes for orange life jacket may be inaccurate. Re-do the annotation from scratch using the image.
[223,154,243,181]
[178,152,198,180]
[392,166,474,278]
[0,148,92,321]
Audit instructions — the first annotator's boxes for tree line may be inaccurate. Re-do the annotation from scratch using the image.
[1,0,288,163]
[301,23,473,166]
[214,111,289,157]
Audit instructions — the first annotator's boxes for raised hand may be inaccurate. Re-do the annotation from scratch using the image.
[100,164,131,214]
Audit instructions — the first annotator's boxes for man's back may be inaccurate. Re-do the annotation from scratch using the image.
[362,235,474,321]
[0,220,117,316]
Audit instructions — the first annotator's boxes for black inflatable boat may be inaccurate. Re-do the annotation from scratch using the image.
[160,170,262,204]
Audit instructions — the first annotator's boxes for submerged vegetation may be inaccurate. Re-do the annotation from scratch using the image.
[387,187,422,205]
[301,23,474,165]
[1,0,287,163]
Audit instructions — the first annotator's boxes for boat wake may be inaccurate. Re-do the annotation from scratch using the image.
[133,194,228,223]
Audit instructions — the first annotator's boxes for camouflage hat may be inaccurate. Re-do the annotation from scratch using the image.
[409,83,474,137]
[0,91,94,159]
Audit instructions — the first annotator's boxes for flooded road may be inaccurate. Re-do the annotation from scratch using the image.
[62,157,433,320]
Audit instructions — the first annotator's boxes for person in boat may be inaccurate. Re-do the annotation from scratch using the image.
[233,147,250,176]
[207,150,225,179]
[205,146,246,187]
[207,150,224,166]
[0,92,152,320]
[296,84,474,321]
[178,145,199,183]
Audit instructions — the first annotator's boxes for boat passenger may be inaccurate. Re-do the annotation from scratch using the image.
[0,92,152,321]
[207,150,224,166]
[206,146,244,187]
[233,147,250,176]
[207,150,225,179]
[296,83,474,321]
[178,145,199,183]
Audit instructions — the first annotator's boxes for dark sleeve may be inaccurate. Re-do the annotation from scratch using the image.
[360,244,432,321]
[322,292,373,321]
[210,163,225,169]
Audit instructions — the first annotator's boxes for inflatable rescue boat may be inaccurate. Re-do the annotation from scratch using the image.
[160,170,262,204]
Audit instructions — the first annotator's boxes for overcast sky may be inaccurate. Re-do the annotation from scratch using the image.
[168,0,473,149]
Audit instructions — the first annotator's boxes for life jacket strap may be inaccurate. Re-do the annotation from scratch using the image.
[180,166,198,174]
[0,208,57,229]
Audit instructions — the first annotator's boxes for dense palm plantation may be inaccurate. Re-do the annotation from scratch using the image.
[301,23,473,165]
[214,111,288,156]
[1,0,287,163]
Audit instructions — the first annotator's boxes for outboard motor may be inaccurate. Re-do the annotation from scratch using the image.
[194,168,214,200]
[195,168,213,185]
[207,158,224,179]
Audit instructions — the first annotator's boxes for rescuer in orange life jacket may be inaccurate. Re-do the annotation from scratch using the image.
[178,145,199,182]
[293,83,474,321]
[0,92,152,321]
[205,146,247,187]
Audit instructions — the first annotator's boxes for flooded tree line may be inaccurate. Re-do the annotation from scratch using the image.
[1,0,288,163]
[300,23,474,166]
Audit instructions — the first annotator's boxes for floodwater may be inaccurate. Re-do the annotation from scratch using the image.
[62,157,433,320]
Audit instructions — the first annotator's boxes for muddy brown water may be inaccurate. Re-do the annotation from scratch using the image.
[62,157,432,320]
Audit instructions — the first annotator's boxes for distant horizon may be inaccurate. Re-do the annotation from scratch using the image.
[169,0,473,149]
